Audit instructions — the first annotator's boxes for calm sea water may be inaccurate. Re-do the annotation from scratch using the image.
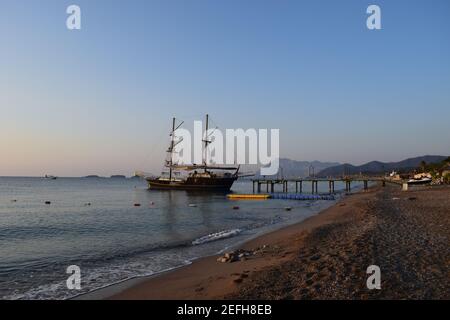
[0,177,358,300]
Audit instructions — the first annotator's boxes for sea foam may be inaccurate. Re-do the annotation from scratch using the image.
[192,229,242,246]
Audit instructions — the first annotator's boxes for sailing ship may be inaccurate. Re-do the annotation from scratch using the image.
[146,115,240,191]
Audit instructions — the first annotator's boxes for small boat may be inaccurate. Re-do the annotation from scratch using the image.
[44,175,57,180]
[407,177,432,185]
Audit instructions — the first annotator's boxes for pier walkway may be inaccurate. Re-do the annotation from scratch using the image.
[251,177,399,194]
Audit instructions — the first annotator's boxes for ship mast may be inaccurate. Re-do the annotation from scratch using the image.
[169,117,175,181]
[203,114,210,172]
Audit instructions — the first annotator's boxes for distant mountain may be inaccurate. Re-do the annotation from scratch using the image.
[249,158,340,178]
[317,155,448,177]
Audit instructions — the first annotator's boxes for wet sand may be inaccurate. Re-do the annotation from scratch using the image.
[98,184,449,300]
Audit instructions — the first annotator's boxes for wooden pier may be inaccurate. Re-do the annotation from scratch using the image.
[251,177,395,194]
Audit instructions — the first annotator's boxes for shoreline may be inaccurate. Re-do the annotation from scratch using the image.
[74,196,341,300]
[75,187,366,300]
[77,184,449,300]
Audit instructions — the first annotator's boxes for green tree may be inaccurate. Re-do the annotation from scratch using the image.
[420,160,427,172]
[444,173,450,184]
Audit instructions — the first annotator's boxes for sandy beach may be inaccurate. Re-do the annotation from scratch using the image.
[84,184,449,300]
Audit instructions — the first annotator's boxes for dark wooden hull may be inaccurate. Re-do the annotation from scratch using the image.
[147,176,238,191]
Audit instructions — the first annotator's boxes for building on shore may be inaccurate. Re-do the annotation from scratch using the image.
[441,165,450,177]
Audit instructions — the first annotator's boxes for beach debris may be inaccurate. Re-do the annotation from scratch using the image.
[45,201,51,205]
[392,197,401,200]
[189,204,197,207]
[216,245,275,263]
[216,249,253,263]
[11,199,17,202]
[134,203,141,207]
[232,206,240,210]
[408,197,417,201]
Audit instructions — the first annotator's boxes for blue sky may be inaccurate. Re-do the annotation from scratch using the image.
[1,0,449,176]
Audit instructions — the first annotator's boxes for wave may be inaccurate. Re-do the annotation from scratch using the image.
[192,229,242,246]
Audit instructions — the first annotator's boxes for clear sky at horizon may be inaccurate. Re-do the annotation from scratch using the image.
[1,0,449,176]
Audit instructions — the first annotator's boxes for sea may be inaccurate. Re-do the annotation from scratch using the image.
[0,177,361,300]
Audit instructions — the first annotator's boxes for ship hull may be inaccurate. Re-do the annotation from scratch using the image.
[147,176,237,191]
